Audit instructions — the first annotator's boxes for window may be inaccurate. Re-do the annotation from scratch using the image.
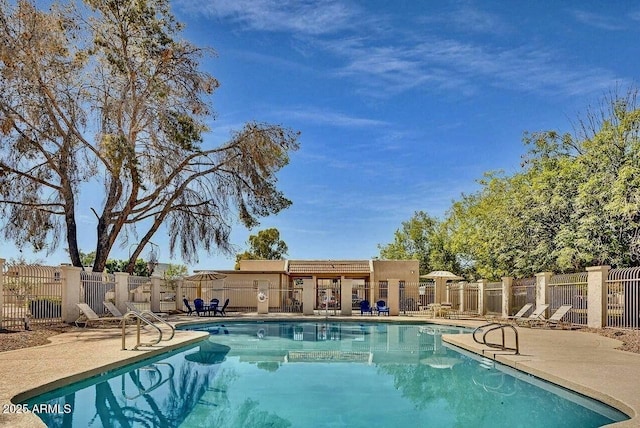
[379,281,388,299]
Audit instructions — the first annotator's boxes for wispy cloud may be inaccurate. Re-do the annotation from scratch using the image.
[175,0,360,36]
[276,107,389,128]
[570,10,626,31]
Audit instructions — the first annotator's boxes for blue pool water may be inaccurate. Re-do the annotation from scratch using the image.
[25,322,627,427]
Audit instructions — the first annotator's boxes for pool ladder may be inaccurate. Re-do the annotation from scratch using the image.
[472,322,520,355]
[121,310,175,351]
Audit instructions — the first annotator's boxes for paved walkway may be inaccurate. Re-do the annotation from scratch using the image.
[0,315,638,427]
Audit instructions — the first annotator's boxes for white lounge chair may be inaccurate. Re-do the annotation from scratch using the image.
[75,303,122,327]
[505,303,534,323]
[103,301,125,317]
[532,304,573,329]
[517,304,550,326]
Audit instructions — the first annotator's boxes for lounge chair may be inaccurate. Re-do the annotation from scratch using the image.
[505,303,533,323]
[376,300,390,316]
[126,301,168,317]
[213,298,229,316]
[517,304,550,326]
[360,300,373,315]
[103,301,125,317]
[183,298,194,315]
[532,304,573,329]
[75,303,122,327]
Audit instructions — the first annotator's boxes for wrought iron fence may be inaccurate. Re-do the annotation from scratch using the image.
[80,271,114,316]
[485,282,503,315]
[606,267,640,329]
[511,277,536,316]
[548,273,587,326]
[463,282,479,315]
[2,264,62,329]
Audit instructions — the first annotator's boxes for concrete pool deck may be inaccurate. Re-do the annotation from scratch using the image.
[0,314,638,427]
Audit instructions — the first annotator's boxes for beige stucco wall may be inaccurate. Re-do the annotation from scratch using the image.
[238,260,287,271]
[371,260,419,283]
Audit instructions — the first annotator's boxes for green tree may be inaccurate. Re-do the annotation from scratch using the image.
[0,0,299,273]
[378,211,458,275]
[234,228,288,269]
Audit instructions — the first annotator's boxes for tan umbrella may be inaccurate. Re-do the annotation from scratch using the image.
[420,271,464,280]
[420,271,463,304]
[186,271,227,298]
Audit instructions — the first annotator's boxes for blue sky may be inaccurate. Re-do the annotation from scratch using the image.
[7,1,639,271]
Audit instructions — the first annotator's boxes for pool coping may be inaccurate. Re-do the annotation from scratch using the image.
[1,314,639,427]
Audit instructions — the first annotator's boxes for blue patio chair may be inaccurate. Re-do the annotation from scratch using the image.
[193,298,208,316]
[213,298,229,317]
[360,300,373,315]
[376,300,390,316]
[209,298,220,315]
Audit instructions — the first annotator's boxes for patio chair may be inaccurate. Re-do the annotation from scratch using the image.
[193,298,208,316]
[213,298,229,316]
[376,300,390,316]
[532,304,573,329]
[505,303,533,323]
[517,304,550,326]
[126,301,169,317]
[103,301,125,317]
[360,300,373,315]
[183,298,195,315]
[75,303,122,327]
[209,298,220,315]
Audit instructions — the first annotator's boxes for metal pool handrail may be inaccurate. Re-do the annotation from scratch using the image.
[473,322,520,355]
[121,312,163,350]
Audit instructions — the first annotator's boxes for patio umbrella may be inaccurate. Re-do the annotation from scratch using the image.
[420,271,464,304]
[184,341,230,365]
[185,271,227,298]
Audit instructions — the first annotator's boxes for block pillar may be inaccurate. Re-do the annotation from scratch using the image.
[114,272,129,314]
[341,278,353,316]
[587,266,610,328]
[458,282,466,313]
[388,279,399,316]
[535,272,553,317]
[60,265,82,324]
[501,276,513,318]
[0,259,4,326]
[302,278,315,315]
[150,275,161,313]
[257,281,269,315]
[175,278,184,312]
[477,279,486,316]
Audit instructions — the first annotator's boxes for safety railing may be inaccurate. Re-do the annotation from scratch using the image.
[135,309,175,341]
[121,312,163,351]
[472,322,520,355]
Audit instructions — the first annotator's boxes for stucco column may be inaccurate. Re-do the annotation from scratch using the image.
[175,278,183,312]
[341,277,353,316]
[387,279,399,316]
[257,280,269,314]
[535,272,552,317]
[302,278,315,315]
[477,279,486,316]
[60,265,82,324]
[458,282,466,313]
[501,276,513,318]
[587,265,610,328]
[0,258,5,326]
[114,272,129,314]
[150,275,161,313]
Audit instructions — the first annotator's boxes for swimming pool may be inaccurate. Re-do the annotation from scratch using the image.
[25,321,628,427]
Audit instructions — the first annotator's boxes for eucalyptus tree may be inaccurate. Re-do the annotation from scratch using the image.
[234,227,288,269]
[0,0,299,272]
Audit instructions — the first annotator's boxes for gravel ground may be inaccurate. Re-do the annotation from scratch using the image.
[1,323,639,354]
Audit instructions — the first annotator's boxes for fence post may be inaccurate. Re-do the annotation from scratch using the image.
[60,265,82,324]
[458,282,466,313]
[535,272,552,316]
[113,272,129,314]
[586,265,610,328]
[175,278,183,312]
[341,278,352,316]
[477,279,486,316]
[302,278,315,315]
[0,258,4,326]
[501,277,513,318]
[150,275,161,313]
[387,279,399,316]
